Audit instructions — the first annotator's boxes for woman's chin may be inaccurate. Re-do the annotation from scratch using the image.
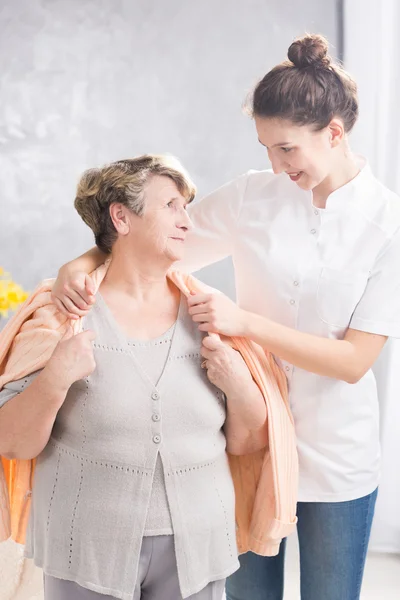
[295,176,312,191]
[164,248,184,264]
[165,242,186,263]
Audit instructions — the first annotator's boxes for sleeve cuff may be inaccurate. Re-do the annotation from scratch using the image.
[350,317,400,338]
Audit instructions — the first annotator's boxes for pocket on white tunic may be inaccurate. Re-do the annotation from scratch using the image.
[317,267,370,328]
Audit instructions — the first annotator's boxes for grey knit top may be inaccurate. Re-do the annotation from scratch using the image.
[0,292,239,599]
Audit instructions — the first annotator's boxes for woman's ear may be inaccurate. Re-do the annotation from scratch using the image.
[328,118,345,148]
[109,203,131,235]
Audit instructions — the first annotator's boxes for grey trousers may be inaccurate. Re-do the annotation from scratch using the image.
[43,535,226,600]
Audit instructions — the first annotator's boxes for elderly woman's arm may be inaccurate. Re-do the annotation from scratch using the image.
[200,336,268,455]
[0,329,96,460]
[0,369,70,460]
[224,383,268,456]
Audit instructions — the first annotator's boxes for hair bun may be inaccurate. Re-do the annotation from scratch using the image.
[288,33,330,69]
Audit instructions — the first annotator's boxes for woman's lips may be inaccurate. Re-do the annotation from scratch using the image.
[287,171,303,182]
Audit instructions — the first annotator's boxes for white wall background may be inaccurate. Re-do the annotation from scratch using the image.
[0,0,338,299]
[344,0,400,555]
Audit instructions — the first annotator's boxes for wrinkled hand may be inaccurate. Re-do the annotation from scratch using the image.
[45,327,97,392]
[201,335,253,396]
[51,268,96,319]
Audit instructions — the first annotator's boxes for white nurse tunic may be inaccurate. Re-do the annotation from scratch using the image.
[181,156,400,502]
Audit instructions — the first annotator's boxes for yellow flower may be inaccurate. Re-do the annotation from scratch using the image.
[0,268,29,318]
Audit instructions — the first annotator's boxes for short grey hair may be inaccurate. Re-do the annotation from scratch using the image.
[74,154,196,253]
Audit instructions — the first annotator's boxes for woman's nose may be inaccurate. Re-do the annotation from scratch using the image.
[178,209,193,231]
[270,155,286,175]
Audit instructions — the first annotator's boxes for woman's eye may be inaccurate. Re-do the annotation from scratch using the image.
[167,201,174,208]
[281,147,293,153]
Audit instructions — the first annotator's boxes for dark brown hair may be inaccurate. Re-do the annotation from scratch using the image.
[249,33,358,132]
[74,154,196,254]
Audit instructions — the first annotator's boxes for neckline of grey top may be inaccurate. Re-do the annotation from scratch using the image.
[127,323,176,347]
[92,290,183,391]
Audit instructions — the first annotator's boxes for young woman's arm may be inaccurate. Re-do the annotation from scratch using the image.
[188,230,400,383]
[240,313,386,384]
[51,247,107,318]
[189,293,387,384]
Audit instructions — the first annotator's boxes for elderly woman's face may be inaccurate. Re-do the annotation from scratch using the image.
[130,175,193,263]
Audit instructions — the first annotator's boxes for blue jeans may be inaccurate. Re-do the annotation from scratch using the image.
[226,488,378,600]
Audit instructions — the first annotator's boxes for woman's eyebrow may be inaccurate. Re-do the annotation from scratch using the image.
[258,139,291,148]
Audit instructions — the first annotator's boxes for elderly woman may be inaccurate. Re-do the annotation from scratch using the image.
[0,155,267,600]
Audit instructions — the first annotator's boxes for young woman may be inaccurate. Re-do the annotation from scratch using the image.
[51,35,400,600]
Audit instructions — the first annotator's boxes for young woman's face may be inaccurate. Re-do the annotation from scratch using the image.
[255,117,336,191]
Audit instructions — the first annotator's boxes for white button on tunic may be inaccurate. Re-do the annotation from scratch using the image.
[180,157,400,502]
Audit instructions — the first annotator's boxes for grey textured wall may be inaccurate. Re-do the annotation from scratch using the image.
[0,0,338,298]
